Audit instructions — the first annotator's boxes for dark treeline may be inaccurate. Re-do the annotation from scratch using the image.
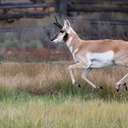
[0,0,128,61]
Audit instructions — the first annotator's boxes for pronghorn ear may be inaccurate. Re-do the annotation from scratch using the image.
[64,19,71,29]
[65,19,71,27]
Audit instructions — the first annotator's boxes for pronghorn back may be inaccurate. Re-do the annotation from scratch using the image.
[78,39,128,53]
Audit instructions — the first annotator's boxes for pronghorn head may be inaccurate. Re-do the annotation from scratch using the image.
[51,18,76,44]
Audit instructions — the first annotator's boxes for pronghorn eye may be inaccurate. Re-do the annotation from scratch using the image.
[60,30,65,33]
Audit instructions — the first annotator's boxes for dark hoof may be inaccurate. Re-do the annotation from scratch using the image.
[125,86,128,91]
[75,82,81,88]
[116,88,119,92]
[96,86,103,90]
[123,82,128,91]
[99,86,103,89]
[123,82,126,86]
[78,84,81,88]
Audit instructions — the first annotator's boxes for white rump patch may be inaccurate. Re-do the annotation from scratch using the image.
[86,51,114,68]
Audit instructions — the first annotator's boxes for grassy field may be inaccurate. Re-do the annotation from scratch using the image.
[0,62,128,128]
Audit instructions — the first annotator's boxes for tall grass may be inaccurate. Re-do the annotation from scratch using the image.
[0,62,128,128]
[0,62,128,99]
[0,96,128,128]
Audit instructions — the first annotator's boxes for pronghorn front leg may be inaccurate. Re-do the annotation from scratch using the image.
[81,69,97,89]
[68,63,84,87]
[116,73,128,91]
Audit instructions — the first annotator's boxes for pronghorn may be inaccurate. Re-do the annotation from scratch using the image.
[51,18,128,91]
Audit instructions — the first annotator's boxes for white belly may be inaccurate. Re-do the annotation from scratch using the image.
[86,51,114,68]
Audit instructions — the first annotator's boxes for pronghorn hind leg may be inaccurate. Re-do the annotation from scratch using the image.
[116,73,128,91]
[115,61,128,91]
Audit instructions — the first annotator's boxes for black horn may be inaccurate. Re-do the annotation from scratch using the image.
[53,17,63,29]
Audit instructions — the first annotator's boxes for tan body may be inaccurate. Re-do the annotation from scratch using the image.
[73,39,128,65]
[53,19,128,90]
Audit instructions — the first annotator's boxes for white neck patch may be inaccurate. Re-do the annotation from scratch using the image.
[66,37,73,53]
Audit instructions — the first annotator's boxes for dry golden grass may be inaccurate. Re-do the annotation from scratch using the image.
[0,62,127,94]
[0,62,70,94]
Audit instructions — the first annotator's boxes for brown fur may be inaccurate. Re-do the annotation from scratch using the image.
[73,39,128,54]
[66,30,128,64]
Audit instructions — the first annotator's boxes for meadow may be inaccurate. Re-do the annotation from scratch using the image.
[0,62,128,128]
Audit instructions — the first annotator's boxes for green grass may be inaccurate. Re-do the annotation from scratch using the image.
[0,83,128,128]
[0,63,128,128]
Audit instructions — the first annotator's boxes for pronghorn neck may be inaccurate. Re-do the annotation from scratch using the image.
[65,30,81,54]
